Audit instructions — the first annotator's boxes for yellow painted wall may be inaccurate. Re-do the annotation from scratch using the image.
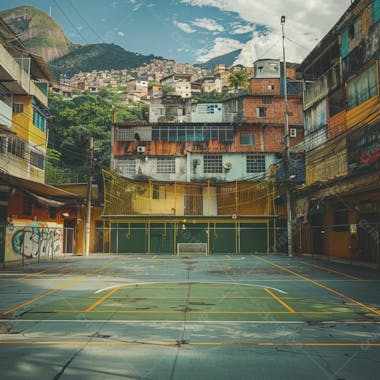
[12,96,32,142]
[12,96,47,148]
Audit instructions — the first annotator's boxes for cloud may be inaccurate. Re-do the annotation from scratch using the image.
[196,37,244,63]
[230,24,254,35]
[191,18,224,32]
[77,25,83,31]
[181,0,351,62]
[173,20,196,33]
[117,31,125,36]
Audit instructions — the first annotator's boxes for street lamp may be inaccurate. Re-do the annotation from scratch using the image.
[281,15,294,257]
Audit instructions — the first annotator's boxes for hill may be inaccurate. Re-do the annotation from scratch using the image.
[196,49,242,70]
[0,6,71,62]
[49,43,163,78]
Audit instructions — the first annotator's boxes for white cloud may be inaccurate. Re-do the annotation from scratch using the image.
[181,0,352,63]
[117,31,125,36]
[191,18,224,32]
[196,37,244,63]
[77,25,83,31]
[173,20,196,33]
[231,24,254,35]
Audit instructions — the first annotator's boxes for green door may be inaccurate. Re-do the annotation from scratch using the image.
[150,223,174,254]
[210,223,236,254]
[240,223,267,253]
[111,223,147,254]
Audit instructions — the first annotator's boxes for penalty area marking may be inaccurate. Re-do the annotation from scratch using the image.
[95,281,288,295]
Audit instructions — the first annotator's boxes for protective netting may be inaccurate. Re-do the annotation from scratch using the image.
[102,169,277,216]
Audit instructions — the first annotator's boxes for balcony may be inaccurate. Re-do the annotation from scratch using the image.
[0,44,47,106]
[304,64,341,110]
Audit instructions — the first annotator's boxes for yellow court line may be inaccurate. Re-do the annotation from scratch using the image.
[2,258,124,316]
[0,341,379,347]
[54,309,353,314]
[225,255,231,259]
[0,340,379,347]
[86,288,119,312]
[152,255,157,259]
[301,261,362,281]
[20,263,72,280]
[253,256,380,316]
[264,288,296,313]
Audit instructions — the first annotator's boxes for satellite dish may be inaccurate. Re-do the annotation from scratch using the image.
[223,162,232,170]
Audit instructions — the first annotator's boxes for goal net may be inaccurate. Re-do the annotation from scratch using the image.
[177,243,208,256]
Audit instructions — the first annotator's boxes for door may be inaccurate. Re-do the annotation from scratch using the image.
[63,219,76,253]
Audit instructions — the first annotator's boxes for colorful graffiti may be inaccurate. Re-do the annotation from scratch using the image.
[11,222,63,258]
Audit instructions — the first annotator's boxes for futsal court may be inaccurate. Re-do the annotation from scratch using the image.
[0,253,379,379]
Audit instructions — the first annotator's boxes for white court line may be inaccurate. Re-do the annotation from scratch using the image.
[2,320,380,324]
[95,281,288,294]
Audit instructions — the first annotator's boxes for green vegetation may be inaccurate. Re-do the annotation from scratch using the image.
[228,70,250,92]
[46,90,148,185]
[50,43,162,77]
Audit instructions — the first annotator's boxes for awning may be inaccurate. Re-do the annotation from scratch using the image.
[0,173,84,206]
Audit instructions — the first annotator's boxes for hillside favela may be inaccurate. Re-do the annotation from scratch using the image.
[0,1,379,379]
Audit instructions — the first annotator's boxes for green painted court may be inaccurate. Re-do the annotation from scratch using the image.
[0,254,380,379]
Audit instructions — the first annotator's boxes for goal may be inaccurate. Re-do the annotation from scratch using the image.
[177,243,208,256]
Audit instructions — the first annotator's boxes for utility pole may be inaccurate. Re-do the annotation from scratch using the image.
[281,16,293,256]
[84,136,94,257]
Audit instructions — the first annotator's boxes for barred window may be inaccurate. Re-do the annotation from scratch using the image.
[152,184,166,200]
[115,159,135,175]
[30,151,45,169]
[157,157,175,174]
[247,153,266,173]
[7,138,25,159]
[204,155,222,174]
[262,96,273,104]
[256,107,267,117]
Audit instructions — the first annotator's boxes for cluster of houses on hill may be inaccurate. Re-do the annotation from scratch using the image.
[0,0,379,264]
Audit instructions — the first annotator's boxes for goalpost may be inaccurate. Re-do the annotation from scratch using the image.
[177,243,208,256]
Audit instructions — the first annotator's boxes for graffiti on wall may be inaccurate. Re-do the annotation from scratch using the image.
[11,221,63,258]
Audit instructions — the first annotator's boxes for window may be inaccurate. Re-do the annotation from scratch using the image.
[203,154,223,174]
[152,184,166,200]
[247,153,266,173]
[157,157,175,174]
[7,138,25,158]
[256,107,267,118]
[348,64,377,108]
[262,96,273,104]
[30,151,45,169]
[333,209,349,232]
[268,84,275,90]
[240,133,254,145]
[204,155,222,173]
[33,108,46,132]
[12,103,23,113]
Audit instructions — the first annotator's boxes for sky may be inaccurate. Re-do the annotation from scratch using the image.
[0,0,352,65]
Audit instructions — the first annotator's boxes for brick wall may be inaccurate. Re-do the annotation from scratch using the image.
[243,96,304,125]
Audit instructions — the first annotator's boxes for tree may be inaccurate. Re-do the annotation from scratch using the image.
[228,71,250,92]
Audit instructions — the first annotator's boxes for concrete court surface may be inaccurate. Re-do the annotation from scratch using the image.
[0,253,379,380]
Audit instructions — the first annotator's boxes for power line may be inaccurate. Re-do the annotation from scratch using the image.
[51,0,89,44]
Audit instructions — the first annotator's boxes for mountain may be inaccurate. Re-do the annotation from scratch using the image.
[0,6,71,62]
[49,43,163,78]
[196,49,242,70]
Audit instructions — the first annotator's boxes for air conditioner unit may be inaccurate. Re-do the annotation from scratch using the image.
[137,146,145,153]
[290,128,297,138]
